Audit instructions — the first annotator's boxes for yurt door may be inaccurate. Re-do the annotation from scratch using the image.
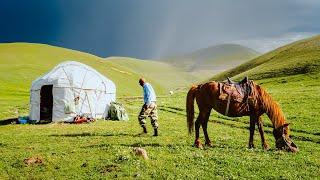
[40,85,53,121]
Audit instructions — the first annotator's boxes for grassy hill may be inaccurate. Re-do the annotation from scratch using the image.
[0,43,197,119]
[106,57,198,91]
[0,41,320,179]
[161,44,259,77]
[211,35,320,81]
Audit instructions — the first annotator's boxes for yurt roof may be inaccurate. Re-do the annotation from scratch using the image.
[31,61,115,92]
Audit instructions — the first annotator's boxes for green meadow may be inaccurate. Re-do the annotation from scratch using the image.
[0,73,320,179]
[1,36,320,179]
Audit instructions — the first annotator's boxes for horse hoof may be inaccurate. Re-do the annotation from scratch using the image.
[194,141,203,149]
[196,144,203,149]
[263,144,270,151]
[205,142,213,147]
[248,144,255,149]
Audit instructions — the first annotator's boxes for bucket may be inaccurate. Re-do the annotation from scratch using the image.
[18,116,29,124]
[18,119,27,124]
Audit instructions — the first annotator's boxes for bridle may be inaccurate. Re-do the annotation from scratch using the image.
[274,126,298,152]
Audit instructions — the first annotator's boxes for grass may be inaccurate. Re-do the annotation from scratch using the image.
[0,73,319,179]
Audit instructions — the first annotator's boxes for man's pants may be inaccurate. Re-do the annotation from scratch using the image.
[138,102,158,129]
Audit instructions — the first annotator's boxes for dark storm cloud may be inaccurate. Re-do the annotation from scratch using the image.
[0,1,62,42]
[0,0,319,59]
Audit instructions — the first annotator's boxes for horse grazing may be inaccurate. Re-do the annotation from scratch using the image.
[186,77,298,152]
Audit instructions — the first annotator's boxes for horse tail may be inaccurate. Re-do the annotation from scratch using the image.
[186,84,198,134]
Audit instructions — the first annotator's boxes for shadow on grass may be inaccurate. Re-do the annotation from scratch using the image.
[121,142,188,149]
[84,142,187,149]
[121,142,162,147]
[50,132,132,137]
[291,129,320,137]
[85,143,112,149]
[210,119,320,144]
[82,142,163,149]
[160,106,320,144]
[0,118,53,126]
[0,118,17,126]
[159,107,185,116]
[290,135,320,144]
[166,106,185,112]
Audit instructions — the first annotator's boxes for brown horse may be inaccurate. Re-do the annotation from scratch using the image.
[186,79,298,152]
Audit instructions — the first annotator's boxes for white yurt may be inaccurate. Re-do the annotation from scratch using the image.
[29,61,116,122]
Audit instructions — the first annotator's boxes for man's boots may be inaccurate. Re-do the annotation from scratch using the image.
[153,128,158,136]
[142,126,147,134]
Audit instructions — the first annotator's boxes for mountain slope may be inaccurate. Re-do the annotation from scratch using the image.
[161,44,259,77]
[211,35,320,81]
[105,57,198,91]
[0,43,197,119]
[0,43,197,95]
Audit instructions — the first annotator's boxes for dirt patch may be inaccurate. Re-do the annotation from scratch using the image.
[101,164,120,174]
[25,146,35,151]
[81,162,89,168]
[24,156,44,166]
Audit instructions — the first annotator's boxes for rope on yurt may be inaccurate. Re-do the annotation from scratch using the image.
[76,70,88,115]
[61,67,77,101]
[85,91,93,117]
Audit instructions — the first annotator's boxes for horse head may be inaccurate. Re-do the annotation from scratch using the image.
[273,123,298,153]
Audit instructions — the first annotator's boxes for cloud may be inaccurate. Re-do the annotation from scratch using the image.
[147,0,320,58]
[0,0,319,59]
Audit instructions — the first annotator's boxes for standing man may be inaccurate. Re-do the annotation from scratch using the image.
[138,78,158,136]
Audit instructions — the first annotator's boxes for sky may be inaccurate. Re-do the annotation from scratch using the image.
[0,0,319,59]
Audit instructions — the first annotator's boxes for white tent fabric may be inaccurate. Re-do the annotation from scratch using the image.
[29,61,116,122]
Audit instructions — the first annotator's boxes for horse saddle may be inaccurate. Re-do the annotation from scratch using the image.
[219,76,252,103]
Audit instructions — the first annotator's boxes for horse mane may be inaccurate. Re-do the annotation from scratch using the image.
[255,84,286,129]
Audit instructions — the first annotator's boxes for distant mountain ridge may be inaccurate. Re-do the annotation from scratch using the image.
[160,44,260,78]
[211,35,320,81]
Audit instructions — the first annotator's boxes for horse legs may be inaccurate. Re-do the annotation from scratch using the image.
[194,108,212,149]
[202,110,212,147]
[257,117,270,150]
[194,115,203,149]
[248,115,256,148]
